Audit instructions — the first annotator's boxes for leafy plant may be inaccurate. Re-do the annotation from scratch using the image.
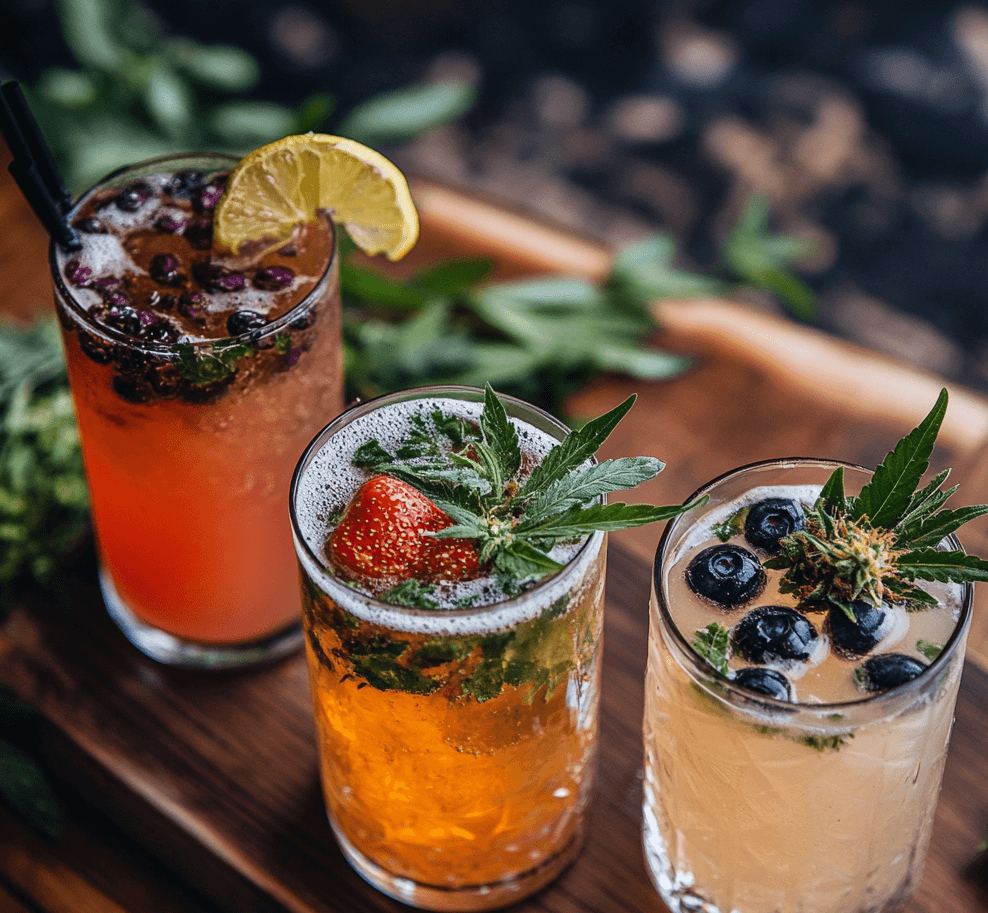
[29,0,475,192]
[767,389,988,620]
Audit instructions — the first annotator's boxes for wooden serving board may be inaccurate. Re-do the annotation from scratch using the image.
[3,168,988,912]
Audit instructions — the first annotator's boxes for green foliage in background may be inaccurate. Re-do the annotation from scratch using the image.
[29,0,476,191]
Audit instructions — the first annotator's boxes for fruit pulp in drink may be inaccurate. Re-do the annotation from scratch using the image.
[291,392,605,907]
[52,157,343,648]
[642,463,970,913]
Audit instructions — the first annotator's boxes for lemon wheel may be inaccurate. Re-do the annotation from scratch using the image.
[214,133,419,260]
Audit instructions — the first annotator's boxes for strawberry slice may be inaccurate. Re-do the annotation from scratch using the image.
[326,475,480,584]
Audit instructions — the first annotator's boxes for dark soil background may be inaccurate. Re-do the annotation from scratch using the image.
[6,0,988,394]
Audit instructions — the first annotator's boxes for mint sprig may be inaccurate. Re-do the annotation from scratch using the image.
[767,388,988,619]
[354,384,705,590]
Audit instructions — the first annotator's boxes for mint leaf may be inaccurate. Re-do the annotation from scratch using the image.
[692,623,730,675]
[854,389,947,529]
[175,341,252,385]
[917,640,943,661]
[380,580,440,609]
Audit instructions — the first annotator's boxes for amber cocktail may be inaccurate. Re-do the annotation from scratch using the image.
[290,386,608,911]
[51,153,343,667]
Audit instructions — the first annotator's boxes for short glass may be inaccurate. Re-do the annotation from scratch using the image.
[51,153,344,668]
[289,386,605,911]
[642,459,972,913]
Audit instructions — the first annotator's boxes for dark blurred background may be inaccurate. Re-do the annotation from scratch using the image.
[5,0,988,395]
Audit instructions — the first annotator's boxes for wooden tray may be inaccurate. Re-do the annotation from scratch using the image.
[3,172,988,913]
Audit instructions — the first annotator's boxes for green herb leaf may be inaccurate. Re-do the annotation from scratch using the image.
[379,580,440,609]
[854,389,947,529]
[897,548,988,583]
[692,623,730,675]
[916,640,943,661]
[515,500,701,539]
[0,738,62,839]
[520,394,637,499]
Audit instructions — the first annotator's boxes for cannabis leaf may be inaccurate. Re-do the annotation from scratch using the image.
[351,384,705,593]
[768,388,988,619]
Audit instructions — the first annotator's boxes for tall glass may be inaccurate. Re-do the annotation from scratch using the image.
[643,459,972,913]
[290,386,605,911]
[51,153,344,668]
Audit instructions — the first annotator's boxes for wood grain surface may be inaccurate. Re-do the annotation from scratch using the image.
[3,167,988,912]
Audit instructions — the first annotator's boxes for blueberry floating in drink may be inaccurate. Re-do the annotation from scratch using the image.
[732,605,818,664]
[685,543,766,609]
[744,497,805,554]
[733,666,793,701]
[858,653,928,692]
[827,599,888,657]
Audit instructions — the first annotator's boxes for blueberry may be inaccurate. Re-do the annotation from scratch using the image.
[685,544,766,609]
[827,600,888,657]
[150,253,185,286]
[115,181,152,212]
[75,216,107,234]
[195,263,245,292]
[734,667,792,701]
[178,292,207,320]
[103,304,143,336]
[253,265,295,290]
[153,212,188,234]
[64,258,93,287]
[183,217,213,249]
[858,654,928,693]
[227,309,267,336]
[744,498,805,554]
[732,606,818,664]
[193,177,227,213]
[166,169,206,198]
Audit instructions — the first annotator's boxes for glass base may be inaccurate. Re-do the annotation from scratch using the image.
[100,567,304,670]
[331,819,584,912]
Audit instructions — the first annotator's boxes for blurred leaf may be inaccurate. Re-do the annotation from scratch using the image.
[479,277,603,308]
[35,69,98,108]
[610,234,723,302]
[0,739,62,840]
[724,195,820,320]
[294,93,336,133]
[415,258,494,295]
[207,101,297,147]
[144,64,194,137]
[168,40,260,91]
[342,260,429,309]
[338,81,476,146]
[56,0,125,70]
[589,342,690,379]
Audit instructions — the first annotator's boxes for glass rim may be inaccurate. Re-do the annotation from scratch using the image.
[653,456,974,715]
[49,151,338,354]
[289,383,606,623]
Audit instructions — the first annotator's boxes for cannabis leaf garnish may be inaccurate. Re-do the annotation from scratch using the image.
[353,383,706,589]
[766,389,988,620]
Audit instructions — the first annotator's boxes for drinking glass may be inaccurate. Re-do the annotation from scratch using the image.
[51,153,344,668]
[643,459,972,913]
[290,386,605,911]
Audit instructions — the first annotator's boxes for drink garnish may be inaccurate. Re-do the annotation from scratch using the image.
[765,388,988,621]
[213,133,419,259]
[337,383,705,596]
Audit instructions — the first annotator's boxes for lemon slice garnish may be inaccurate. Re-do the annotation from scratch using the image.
[214,133,419,260]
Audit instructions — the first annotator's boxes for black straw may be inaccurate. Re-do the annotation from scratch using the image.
[8,158,81,251]
[0,78,79,251]
[0,81,73,211]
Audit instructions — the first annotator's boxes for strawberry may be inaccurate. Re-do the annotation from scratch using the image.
[326,475,480,584]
